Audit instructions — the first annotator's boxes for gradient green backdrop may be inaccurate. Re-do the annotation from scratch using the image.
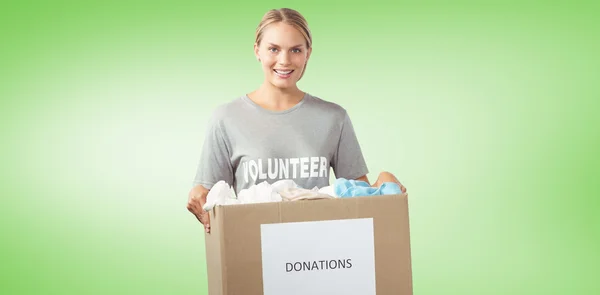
[1,1,598,294]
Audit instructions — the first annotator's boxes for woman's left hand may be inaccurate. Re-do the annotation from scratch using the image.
[373,171,407,193]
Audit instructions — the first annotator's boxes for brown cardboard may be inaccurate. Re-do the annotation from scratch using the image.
[204,193,413,295]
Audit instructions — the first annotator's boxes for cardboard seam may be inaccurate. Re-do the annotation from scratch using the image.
[403,193,414,293]
[278,201,282,223]
[219,207,227,295]
[354,196,359,218]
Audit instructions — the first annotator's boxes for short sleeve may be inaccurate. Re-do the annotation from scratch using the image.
[192,112,234,189]
[331,111,369,180]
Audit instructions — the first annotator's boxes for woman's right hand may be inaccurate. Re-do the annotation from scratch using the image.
[187,184,211,233]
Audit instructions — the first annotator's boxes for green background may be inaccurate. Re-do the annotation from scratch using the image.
[1,1,598,294]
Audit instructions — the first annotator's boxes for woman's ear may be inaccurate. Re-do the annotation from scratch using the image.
[254,43,260,61]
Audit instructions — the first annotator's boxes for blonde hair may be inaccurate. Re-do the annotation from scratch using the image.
[255,8,312,81]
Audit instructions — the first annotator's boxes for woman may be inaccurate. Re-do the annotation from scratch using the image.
[187,8,406,233]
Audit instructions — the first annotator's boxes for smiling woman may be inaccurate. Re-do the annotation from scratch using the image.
[253,8,312,87]
[186,8,407,233]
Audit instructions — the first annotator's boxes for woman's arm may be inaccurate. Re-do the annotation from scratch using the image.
[355,175,370,184]
[187,184,212,233]
[358,172,407,193]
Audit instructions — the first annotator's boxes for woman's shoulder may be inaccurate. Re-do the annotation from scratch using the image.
[305,93,349,117]
[207,96,248,119]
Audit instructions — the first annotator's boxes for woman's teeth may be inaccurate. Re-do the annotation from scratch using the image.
[274,70,293,74]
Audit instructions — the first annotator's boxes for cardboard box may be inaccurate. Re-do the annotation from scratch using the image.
[204,193,413,295]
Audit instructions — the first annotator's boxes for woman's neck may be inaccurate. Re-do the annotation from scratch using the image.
[248,83,305,111]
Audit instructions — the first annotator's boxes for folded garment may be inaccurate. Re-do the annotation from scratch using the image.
[202,181,240,211]
[334,178,402,198]
[279,187,336,201]
[317,185,336,197]
[270,179,300,192]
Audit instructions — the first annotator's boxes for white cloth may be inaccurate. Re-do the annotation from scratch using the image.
[202,180,240,211]
[202,180,338,211]
[237,181,283,204]
[271,180,337,201]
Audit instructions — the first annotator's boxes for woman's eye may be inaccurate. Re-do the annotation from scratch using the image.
[269,48,278,52]
[292,49,301,53]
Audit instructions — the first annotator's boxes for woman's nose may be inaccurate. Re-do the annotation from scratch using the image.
[278,52,291,65]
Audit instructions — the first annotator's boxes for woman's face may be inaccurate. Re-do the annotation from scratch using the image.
[255,22,311,89]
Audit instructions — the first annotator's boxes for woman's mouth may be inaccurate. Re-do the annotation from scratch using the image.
[274,69,294,78]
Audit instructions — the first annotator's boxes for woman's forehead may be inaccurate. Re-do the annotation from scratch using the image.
[261,23,306,45]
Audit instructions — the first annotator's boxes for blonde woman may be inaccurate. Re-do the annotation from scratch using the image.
[187,8,406,233]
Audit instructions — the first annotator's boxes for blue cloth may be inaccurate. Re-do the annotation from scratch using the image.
[333,178,402,198]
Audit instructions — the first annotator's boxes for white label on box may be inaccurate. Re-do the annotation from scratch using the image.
[260,218,376,295]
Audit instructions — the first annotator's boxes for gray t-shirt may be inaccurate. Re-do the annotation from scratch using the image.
[192,92,369,194]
